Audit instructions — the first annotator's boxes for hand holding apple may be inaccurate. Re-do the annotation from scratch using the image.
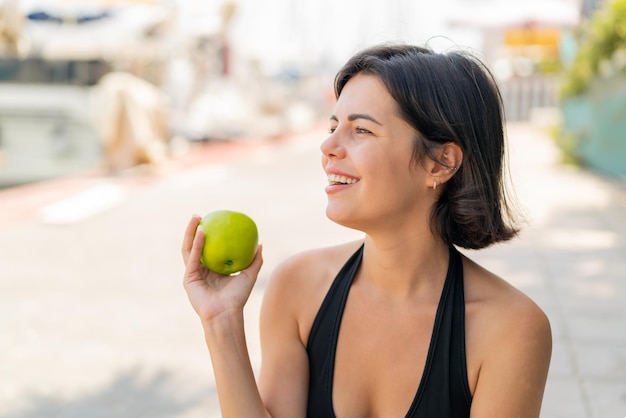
[181,211,263,324]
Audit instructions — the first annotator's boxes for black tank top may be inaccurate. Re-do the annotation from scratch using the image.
[306,244,472,417]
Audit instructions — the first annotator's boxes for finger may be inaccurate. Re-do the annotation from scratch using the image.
[183,229,205,286]
[181,215,202,262]
[244,244,264,280]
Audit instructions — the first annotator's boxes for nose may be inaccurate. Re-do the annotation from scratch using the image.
[320,130,345,159]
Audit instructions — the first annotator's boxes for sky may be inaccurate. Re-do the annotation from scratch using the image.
[172,0,579,74]
[225,0,484,74]
[11,0,482,58]
[4,0,581,75]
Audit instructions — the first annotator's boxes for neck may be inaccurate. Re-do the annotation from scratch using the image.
[359,231,451,301]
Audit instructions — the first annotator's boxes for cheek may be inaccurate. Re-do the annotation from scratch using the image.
[369,156,421,196]
[370,153,410,180]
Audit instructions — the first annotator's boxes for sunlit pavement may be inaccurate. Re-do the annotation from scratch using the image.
[0,122,624,417]
[470,123,626,418]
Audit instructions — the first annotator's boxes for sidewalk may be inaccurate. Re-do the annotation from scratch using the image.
[0,122,624,417]
[0,133,292,229]
[469,123,626,418]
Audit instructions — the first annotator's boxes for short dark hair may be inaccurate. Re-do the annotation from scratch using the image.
[334,43,519,249]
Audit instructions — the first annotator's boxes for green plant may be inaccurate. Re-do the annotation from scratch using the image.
[560,0,626,98]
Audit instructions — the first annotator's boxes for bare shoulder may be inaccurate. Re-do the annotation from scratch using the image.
[462,255,551,341]
[462,254,552,411]
[258,242,362,416]
[262,240,364,342]
[271,239,361,281]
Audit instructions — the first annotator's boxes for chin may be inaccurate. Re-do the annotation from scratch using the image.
[325,205,365,232]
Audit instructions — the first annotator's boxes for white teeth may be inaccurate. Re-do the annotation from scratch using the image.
[328,174,358,184]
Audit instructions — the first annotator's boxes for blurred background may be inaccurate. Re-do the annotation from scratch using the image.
[1,0,625,417]
[0,0,611,187]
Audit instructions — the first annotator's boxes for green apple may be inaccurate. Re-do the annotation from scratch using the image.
[199,210,259,275]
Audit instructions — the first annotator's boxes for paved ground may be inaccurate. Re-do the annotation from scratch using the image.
[0,122,624,418]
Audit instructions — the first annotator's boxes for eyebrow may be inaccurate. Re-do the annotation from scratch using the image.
[330,113,382,126]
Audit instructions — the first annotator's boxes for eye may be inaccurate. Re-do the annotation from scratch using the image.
[355,127,372,134]
[328,126,337,134]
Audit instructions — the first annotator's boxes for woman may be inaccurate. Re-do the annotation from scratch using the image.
[181,44,552,417]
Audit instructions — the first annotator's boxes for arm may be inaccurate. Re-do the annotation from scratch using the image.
[205,310,270,418]
[181,215,270,418]
[470,301,552,418]
[258,257,312,417]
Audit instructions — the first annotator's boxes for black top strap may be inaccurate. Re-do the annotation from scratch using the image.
[306,245,471,418]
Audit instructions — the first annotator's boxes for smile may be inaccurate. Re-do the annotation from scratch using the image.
[327,174,359,185]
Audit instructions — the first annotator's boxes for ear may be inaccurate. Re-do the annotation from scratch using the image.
[425,142,463,189]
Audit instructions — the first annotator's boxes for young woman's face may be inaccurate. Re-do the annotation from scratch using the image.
[321,73,432,232]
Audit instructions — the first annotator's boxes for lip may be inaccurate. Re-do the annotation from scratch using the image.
[324,168,359,194]
[325,167,359,178]
[325,182,353,194]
